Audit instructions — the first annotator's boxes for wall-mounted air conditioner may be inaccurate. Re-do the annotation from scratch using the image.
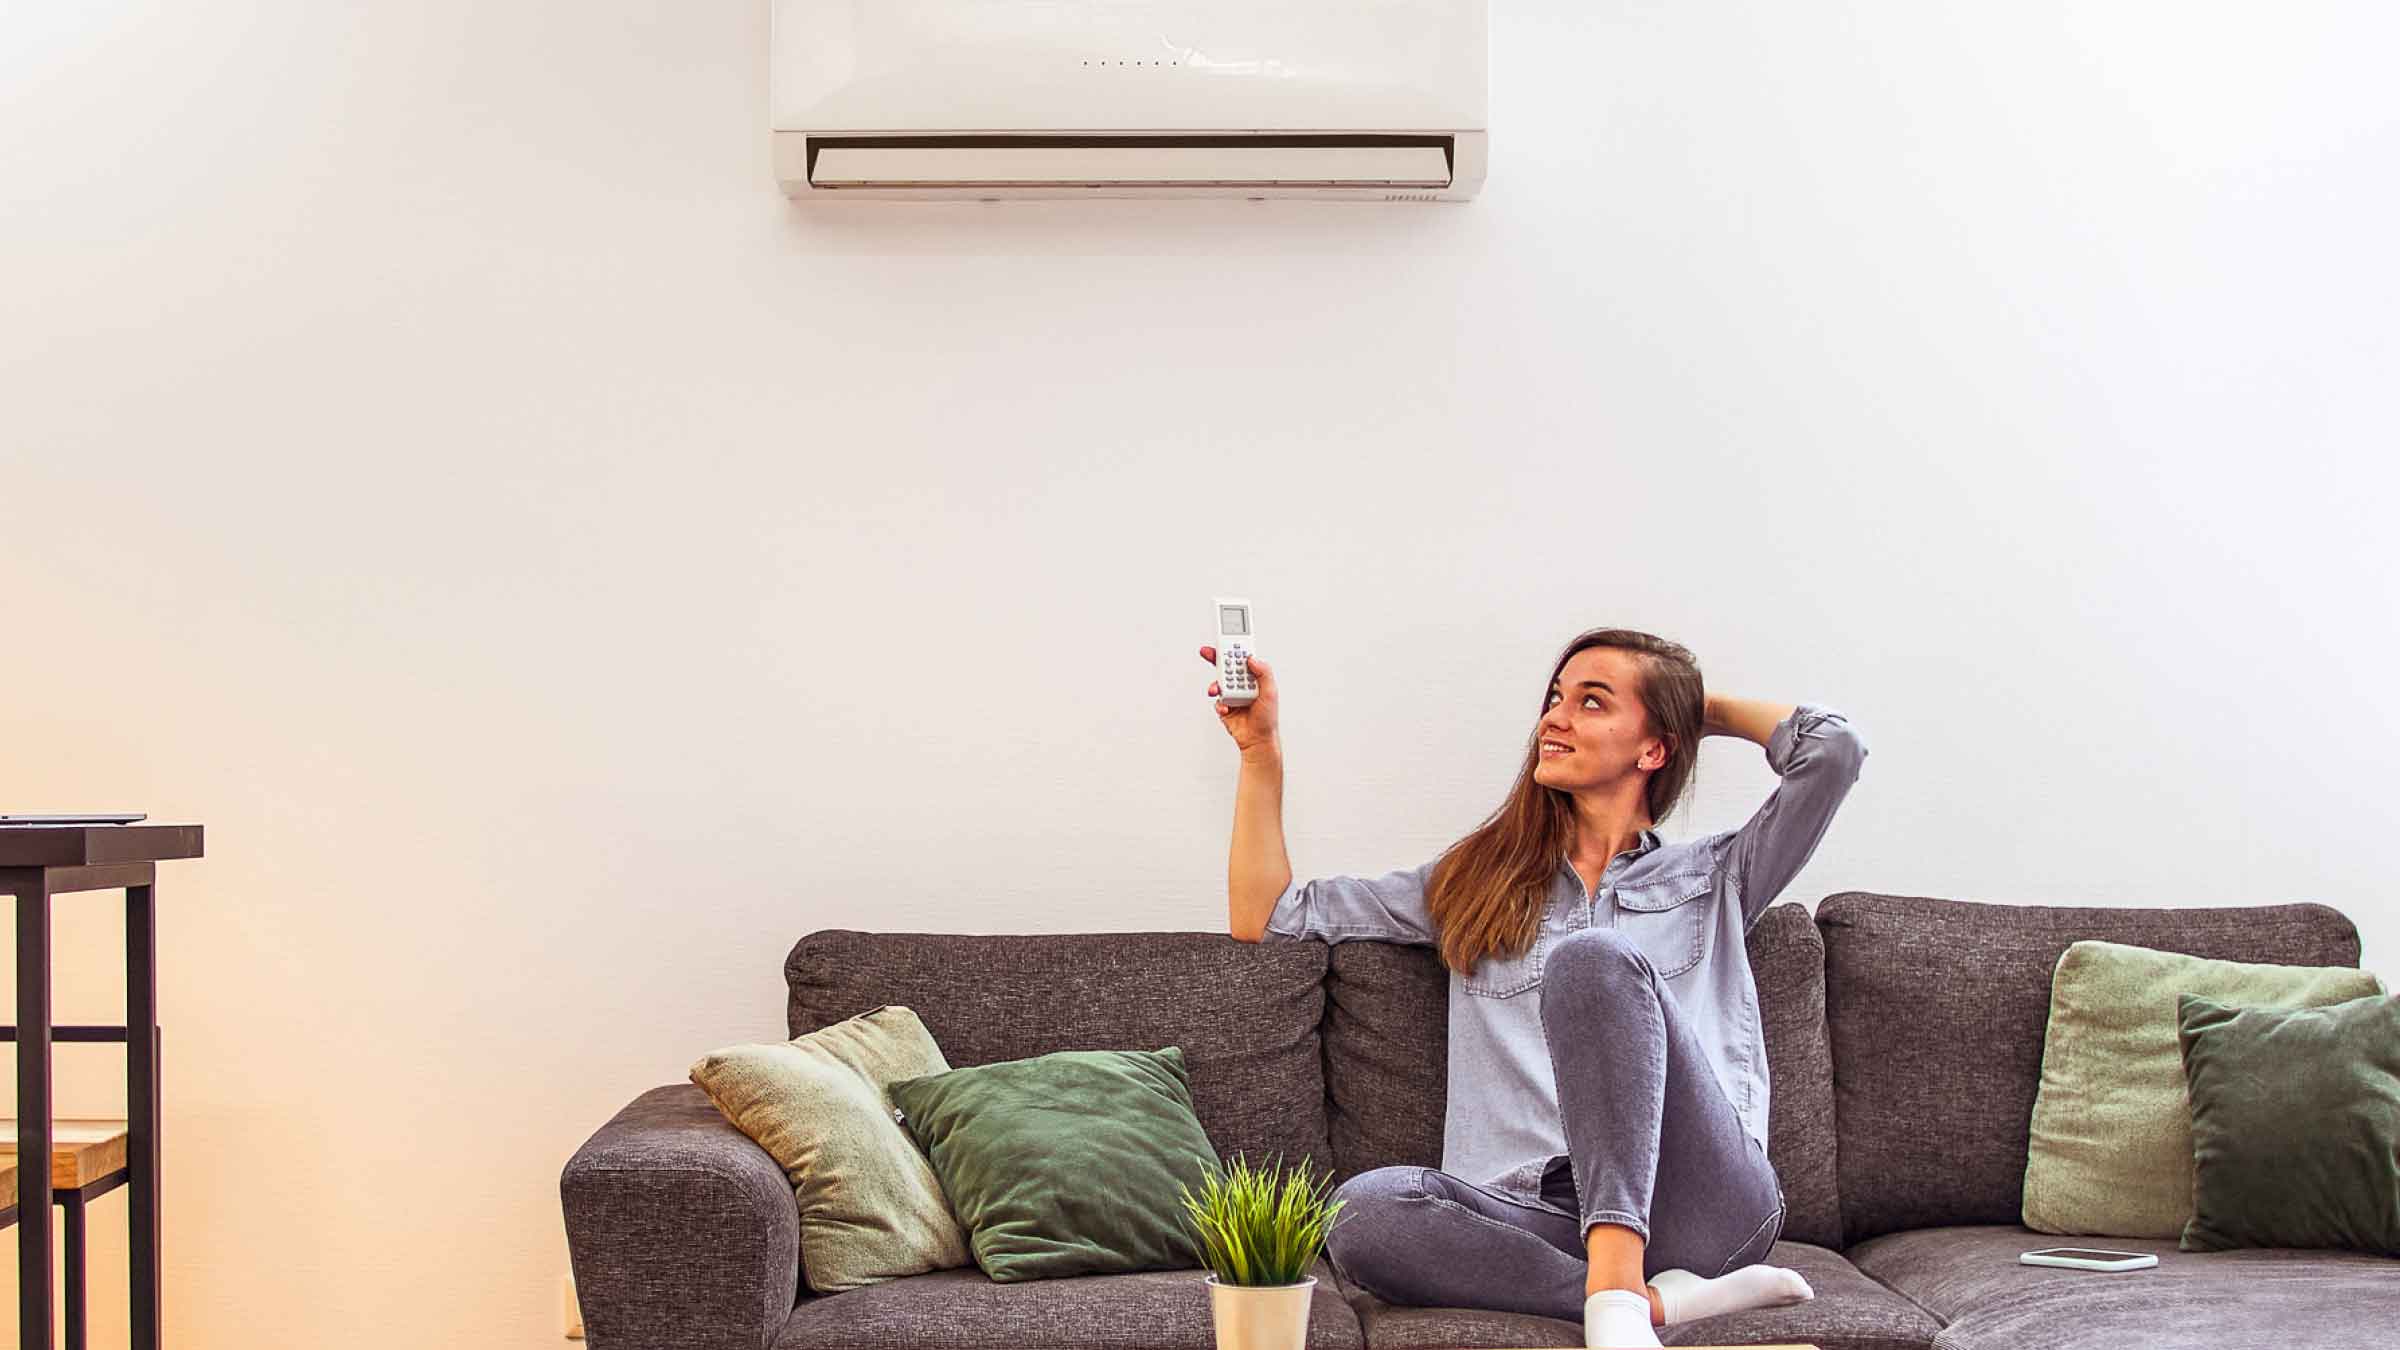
[771,0,1487,201]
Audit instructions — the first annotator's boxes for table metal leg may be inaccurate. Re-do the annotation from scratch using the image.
[15,872,55,1350]
[130,880,161,1350]
[64,1185,86,1350]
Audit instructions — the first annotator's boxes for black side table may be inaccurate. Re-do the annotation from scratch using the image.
[2,822,202,1350]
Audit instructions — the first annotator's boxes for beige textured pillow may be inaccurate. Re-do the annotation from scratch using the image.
[690,1004,972,1291]
[2023,941,2383,1238]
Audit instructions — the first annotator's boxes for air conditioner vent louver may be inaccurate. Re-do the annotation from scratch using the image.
[806,136,1454,192]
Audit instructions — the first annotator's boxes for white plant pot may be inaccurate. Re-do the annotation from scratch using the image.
[1204,1273,1317,1350]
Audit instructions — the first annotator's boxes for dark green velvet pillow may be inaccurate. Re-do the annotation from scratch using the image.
[887,1046,1219,1282]
[2176,992,2400,1255]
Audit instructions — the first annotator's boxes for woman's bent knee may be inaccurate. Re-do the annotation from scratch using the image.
[1543,927,1652,984]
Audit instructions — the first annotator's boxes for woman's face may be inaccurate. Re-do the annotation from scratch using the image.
[1535,647,1661,788]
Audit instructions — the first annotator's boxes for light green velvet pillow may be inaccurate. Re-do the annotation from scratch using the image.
[2022,941,2382,1238]
[2179,992,2400,1255]
[888,1046,1220,1283]
[689,1004,973,1292]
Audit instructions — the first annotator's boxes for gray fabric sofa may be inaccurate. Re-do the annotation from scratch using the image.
[561,892,2393,1350]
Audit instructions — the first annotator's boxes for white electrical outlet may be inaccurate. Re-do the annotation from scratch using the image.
[563,1271,585,1340]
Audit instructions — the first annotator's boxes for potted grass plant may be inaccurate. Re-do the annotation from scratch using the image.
[1176,1153,1348,1350]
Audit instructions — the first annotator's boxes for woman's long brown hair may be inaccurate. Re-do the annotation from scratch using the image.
[1422,629,1706,977]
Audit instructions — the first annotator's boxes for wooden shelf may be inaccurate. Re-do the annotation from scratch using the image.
[0,1120,131,1189]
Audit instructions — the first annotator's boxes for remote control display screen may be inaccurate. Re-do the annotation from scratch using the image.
[1220,607,1248,635]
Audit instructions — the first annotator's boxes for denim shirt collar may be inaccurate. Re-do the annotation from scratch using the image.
[1557,826,1663,882]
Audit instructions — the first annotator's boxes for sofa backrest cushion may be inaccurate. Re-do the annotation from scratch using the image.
[785,931,1332,1181]
[1316,941,1444,1186]
[1748,903,1844,1249]
[1818,891,2364,1245]
[1318,902,1845,1249]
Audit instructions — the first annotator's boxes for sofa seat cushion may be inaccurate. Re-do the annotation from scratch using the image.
[1329,1241,1938,1350]
[773,1255,1362,1349]
[1844,1223,2399,1350]
[787,931,1332,1184]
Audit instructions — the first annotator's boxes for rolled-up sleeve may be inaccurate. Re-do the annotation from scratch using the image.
[1716,704,1868,929]
[1261,858,1440,947]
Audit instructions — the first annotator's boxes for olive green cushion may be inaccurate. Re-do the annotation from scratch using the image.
[2178,992,2400,1255]
[688,1004,973,1292]
[2022,941,2382,1238]
[888,1046,1219,1283]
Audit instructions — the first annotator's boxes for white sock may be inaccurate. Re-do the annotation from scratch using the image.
[1583,1288,1662,1349]
[1648,1264,1814,1325]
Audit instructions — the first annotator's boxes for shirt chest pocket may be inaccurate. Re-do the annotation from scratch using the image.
[1612,874,1714,979]
[1462,927,1549,999]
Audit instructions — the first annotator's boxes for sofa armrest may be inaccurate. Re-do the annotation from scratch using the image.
[562,1083,803,1350]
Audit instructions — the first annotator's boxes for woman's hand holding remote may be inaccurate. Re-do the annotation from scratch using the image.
[1199,646,1280,759]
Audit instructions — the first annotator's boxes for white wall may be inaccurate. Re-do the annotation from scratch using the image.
[3,1,2394,1345]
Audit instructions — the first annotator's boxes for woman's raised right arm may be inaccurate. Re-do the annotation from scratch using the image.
[1228,740,1292,942]
[1203,650,1437,948]
[1201,644,1290,941]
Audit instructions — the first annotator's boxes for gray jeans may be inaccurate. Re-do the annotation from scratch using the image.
[1322,928,1786,1321]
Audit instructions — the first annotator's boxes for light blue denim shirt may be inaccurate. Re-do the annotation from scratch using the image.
[1262,704,1868,1192]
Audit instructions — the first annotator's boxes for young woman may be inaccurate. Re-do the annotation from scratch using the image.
[1203,628,1867,1350]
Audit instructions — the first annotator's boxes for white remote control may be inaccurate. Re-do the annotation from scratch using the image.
[2018,1247,2158,1272]
[1213,596,1258,707]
